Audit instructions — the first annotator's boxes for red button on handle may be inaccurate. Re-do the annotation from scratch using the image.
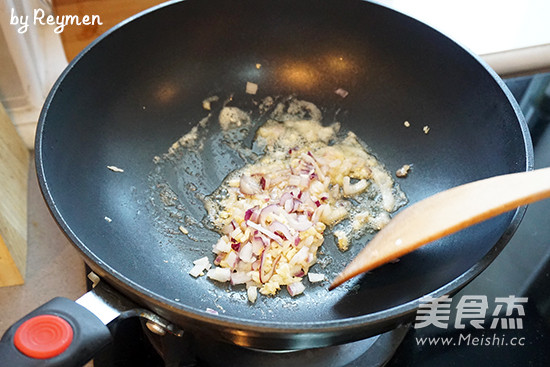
[14,315,73,359]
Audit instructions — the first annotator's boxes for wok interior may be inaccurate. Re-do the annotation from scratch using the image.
[37,0,528,329]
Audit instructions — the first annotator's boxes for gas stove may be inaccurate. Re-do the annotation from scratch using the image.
[91,73,550,367]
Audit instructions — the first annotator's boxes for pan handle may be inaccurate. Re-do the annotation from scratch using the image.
[0,297,112,367]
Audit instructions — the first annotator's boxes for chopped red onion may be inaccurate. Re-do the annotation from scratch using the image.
[282,212,313,232]
[299,175,310,189]
[268,221,294,242]
[284,198,294,212]
[288,175,302,187]
[189,256,211,278]
[259,204,276,222]
[250,207,261,222]
[239,242,254,263]
[221,222,235,235]
[231,271,252,285]
[307,272,325,283]
[205,308,219,315]
[290,246,309,265]
[213,237,231,253]
[246,220,283,245]
[294,269,305,277]
[259,253,281,283]
[247,286,258,303]
[225,251,238,269]
[342,176,368,196]
[260,176,267,190]
[287,281,305,297]
[206,267,231,282]
[251,235,265,255]
[279,192,293,205]
[239,174,262,195]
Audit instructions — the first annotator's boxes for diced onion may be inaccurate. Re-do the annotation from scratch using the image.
[307,272,325,283]
[213,237,231,253]
[247,286,258,303]
[189,256,212,277]
[343,176,368,196]
[287,281,305,297]
[240,174,262,195]
[189,265,206,278]
[231,271,252,285]
[193,256,211,267]
[239,242,254,263]
[246,220,284,245]
[268,221,294,241]
[206,267,231,282]
[225,251,239,269]
[290,246,310,265]
[205,307,219,315]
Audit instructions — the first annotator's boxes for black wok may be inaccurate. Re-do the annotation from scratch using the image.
[1,0,532,364]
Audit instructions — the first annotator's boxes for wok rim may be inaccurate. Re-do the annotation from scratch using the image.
[34,0,534,338]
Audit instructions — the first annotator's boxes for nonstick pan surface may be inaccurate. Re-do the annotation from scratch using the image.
[35,0,532,349]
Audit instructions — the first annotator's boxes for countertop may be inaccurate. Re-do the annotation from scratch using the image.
[379,0,550,77]
[0,159,89,362]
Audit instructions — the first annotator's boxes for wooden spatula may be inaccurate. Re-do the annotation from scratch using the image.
[329,167,550,290]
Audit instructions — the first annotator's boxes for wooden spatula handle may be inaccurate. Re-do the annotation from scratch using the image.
[329,167,550,290]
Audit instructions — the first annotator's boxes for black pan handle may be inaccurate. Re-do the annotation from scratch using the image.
[0,297,112,367]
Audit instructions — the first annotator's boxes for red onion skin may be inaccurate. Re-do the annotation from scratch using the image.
[245,206,261,223]
[284,198,294,213]
[279,192,293,204]
[247,220,284,245]
[259,253,281,283]
[252,259,261,271]
[268,221,293,241]
[259,204,278,226]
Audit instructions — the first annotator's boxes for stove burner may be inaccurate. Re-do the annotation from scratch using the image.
[188,325,409,367]
[88,285,409,367]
